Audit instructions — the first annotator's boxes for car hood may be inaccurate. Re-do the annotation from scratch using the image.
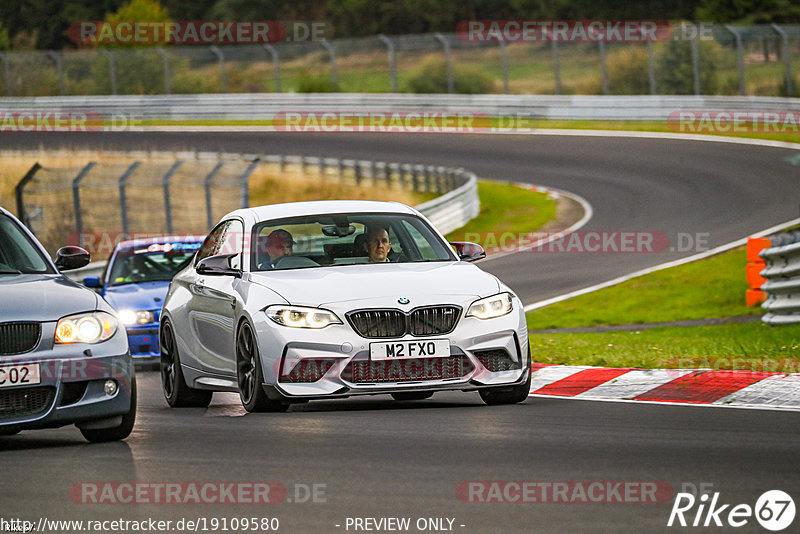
[104,281,171,312]
[248,261,500,307]
[0,274,98,322]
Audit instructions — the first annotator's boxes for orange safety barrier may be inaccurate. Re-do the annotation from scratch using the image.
[746,237,771,306]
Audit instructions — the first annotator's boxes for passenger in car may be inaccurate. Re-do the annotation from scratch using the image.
[364,226,392,263]
[261,229,294,269]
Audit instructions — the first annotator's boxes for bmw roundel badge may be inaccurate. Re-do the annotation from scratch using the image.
[398,297,410,304]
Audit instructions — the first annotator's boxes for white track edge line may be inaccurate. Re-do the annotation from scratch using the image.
[523,216,800,311]
[527,393,800,413]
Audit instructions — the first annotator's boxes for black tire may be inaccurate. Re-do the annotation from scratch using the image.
[236,321,289,413]
[160,320,213,408]
[391,391,434,401]
[80,376,137,442]
[479,347,532,406]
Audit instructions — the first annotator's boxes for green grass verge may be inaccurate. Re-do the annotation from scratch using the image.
[446,180,556,242]
[525,245,800,371]
[530,322,800,372]
[526,246,759,331]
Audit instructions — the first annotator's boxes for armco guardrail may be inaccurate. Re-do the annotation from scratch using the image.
[760,233,800,325]
[2,94,799,122]
[15,150,478,258]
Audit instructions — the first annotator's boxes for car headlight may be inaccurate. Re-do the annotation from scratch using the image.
[467,292,514,319]
[55,311,118,344]
[119,309,155,326]
[265,306,342,329]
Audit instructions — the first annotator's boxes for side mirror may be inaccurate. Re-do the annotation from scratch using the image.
[450,242,486,262]
[83,276,101,288]
[55,246,91,271]
[196,253,241,276]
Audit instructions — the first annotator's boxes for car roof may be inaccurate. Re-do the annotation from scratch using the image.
[224,200,418,223]
[115,234,207,249]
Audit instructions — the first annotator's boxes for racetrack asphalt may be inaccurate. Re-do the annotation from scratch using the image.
[1,132,799,532]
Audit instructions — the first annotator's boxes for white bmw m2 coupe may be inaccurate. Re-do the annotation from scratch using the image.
[160,200,531,412]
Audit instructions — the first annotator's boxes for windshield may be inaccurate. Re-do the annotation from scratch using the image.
[108,241,202,286]
[250,213,456,271]
[0,214,54,274]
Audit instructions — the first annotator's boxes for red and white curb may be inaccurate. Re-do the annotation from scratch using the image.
[528,363,800,411]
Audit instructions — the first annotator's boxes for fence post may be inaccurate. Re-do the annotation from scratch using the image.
[546,30,562,95]
[263,44,281,92]
[238,159,259,209]
[204,162,224,230]
[100,49,117,95]
[689,23,701,95]
[598,40,609,95]
[772,24,793,96]
[47,51,65,96]
[15,163,42,229]
[118,162,141,235]
[338,159,346,182]
[498,39,510,94]
[162,161,182,234]
[71,162,96,234]
[320,40,339,86]
[156,47,171,94]
[434,33,455,94]
[377,34,397,93]
[0,53,12,96]
[646,41,656,95]
[725,25,746,96]
[354,162,362,185]
[210,46,227,93]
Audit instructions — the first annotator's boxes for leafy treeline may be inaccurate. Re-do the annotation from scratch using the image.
[1,0,798,51]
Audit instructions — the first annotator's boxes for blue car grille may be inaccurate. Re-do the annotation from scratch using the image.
[0,322,41,355]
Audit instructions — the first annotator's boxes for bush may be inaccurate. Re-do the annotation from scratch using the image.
[654,39,729,95]
[403,55,496,94]
[606,46,651,95]
[295,71,339,93]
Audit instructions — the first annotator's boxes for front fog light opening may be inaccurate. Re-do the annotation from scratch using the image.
[104,380,118,396]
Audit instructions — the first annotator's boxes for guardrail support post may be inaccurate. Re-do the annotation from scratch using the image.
[263,44,281,92]
[162,161,182,234]
[204,162,224,230]
[15,163,42,230]
[338,159,346,182]
[0,53,12,96]
[47,51,65,96]
[319,157,326,177]
[371,160,378,186]
[377,35,397,93]
[71,162,96,234]
[354,163,362,185]
[646,41,656,95]
[411,166,419,192]
[320,40,339,86]
[100,49,117,95]
[156,47,172,94]
[118,162,141,235]
[238,159,259,209]
[210,46,227,93]
[725,25,746,96]
[434,33,455,94]
[772,24,793,96]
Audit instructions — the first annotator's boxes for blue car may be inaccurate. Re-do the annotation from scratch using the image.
[84,236,205,363]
